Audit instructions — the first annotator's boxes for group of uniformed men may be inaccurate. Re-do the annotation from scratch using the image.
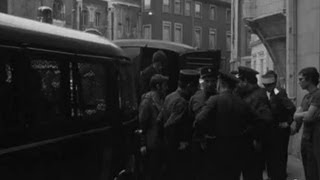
[137,51,320,180]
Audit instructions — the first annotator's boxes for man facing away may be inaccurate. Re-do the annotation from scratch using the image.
[194,71,256,180]
[157,69,200,180]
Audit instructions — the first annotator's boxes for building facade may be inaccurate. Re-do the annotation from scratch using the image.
[0,0,74,28]
[230,0,252,71]
[141,0,231,71]
[250,34,274,85]
[106,0,141,40]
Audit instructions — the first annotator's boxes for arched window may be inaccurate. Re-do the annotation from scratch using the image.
[53,0,65,20]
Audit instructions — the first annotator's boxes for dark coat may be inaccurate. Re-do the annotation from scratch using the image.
[194,90,256,137]
[139,91,163,149]
[268,87,296,125]
[158,89,192,150]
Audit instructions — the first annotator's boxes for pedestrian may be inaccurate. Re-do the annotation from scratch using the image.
[291,67,320,180]
[261,70,296,180]
[140,50,167,96]
[189,66,218,180]
[194,71,255,180]
[158,69,200,180]
[138,74,169,180]
[235,66,273,180]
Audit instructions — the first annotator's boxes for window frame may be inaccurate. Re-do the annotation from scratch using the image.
[184,0,191,16]
[194,1,202,18]
[143,0,151,11]
[226,31,231,51]
[194,26,202,48]
[162,21,172,41]
[95,12,101,27]
[226,8,231,23]
[209,28,217,49]
[142,24,152,39]
[209,5,217,21]
[162,0,171,13]
[174,23,183,43]
[174,0,183,15]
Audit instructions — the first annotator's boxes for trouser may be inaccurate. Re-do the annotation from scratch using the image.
[206,136,248,180]
[301,124,320,180]
[265,126,290,180]
[191,141,207,180]
[143,149,164,180]
[242,126,290,180]
[165,146,193,180]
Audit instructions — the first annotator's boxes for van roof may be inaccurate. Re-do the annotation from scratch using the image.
[113,39,196,54]
[0,13,126,59]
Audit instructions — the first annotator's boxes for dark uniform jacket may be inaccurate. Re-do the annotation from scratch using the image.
[268,87,295,126]
[194,90,256,137]
[139,91,163,149]
[158,89,191,150]
[189,90,211,119]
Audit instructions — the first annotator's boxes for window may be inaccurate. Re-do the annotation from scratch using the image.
[226,8,231,23]
[143,24,152,39]
[144,0,151,10]
[195,2,201,18]
[209,28,216,49]
[185,1,191,16]
[163,0,170,13]
[210,5,216,20]
[77,63,107,119]
[95,12,100,27]
[162,21,172,41]
[82,10,88,27]
[53,0,65,20]
[226,31,231,51]
[174,23,183,43]
[194,26,202,48]
[174,0,182,15]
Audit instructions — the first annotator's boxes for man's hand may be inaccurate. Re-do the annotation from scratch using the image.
[178,142,189,151]
[140,146,147,156]
[290,121,298,135]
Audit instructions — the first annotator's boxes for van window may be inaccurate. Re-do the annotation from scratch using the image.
[77,62,107,120]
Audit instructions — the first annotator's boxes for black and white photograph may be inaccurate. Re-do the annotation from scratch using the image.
[0,0,318,179]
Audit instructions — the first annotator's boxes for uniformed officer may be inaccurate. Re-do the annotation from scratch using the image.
[139,74,169,180]
[235,66,273,180]
[189,66,218,180]
[261,71,296,180]
[158,69,200,180]
[195,71,255,180]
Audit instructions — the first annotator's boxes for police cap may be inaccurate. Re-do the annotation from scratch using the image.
[150,74,169,85]
[219,71,240,87]
[179,69,200,83]
[200,66,218,79]
[152,50,167,63]
[238,66,259,80]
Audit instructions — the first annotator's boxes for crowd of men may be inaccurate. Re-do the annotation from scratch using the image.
[136,51,320,180]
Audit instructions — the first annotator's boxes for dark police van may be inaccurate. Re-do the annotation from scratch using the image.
[0,13,130,180]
